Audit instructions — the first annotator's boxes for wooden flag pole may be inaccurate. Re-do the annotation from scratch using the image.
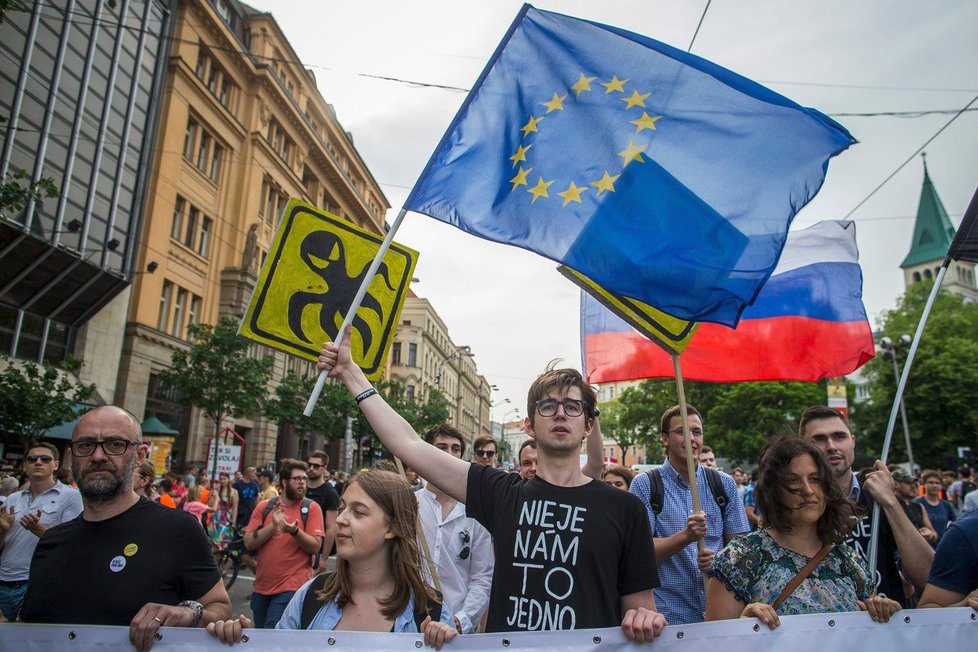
[303,208,409,417]
[672,353,709,596]
[391,455,442,595]
[867,263,947,577]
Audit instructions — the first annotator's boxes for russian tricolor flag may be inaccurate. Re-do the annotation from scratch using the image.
[583,220,875,383]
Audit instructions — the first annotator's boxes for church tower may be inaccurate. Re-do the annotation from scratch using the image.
[900,155,978,303]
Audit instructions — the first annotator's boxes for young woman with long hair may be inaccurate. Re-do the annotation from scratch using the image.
[207,468,457,648]
[706,436,902,628]
[213,471,239,527]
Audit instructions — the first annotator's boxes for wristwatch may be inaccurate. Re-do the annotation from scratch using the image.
[178,600,204,627]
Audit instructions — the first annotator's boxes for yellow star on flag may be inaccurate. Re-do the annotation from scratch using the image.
[509,144,532,167]
[510,166,532,190]
[571,73,596,98]
[542,93,567,113]
[630,112,662,133]
[600,75,628,94]
[520,115,543,138]
[621,89,651,109]
[557,181,588,207]
[527,176,554,203]
[618,141,648,167]
[591,171,620,195]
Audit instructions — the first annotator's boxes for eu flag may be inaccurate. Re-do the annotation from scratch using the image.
[404,4,855,326]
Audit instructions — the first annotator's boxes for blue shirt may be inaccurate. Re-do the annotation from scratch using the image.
[630,460,749,625]
[276,575,454,632]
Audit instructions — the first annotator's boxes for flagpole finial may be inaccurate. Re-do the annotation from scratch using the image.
[921,151,927,173]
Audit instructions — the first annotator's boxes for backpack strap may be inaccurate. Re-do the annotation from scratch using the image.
[704,467,730,517]
[260,496,279,524]
[646,468,664,516]
[300,572,331,629]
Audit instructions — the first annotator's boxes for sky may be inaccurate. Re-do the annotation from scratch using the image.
[248,0,978,421]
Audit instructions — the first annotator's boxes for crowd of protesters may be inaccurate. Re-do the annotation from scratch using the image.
[0,349,976,650]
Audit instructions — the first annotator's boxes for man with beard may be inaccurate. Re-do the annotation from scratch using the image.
[18,406,230,651]
[245,459,324,628]
[0,442,82,619]
[304,450,338,565]
[800,405,934,607]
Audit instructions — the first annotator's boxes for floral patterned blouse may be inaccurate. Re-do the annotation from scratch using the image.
[710,528,872,615]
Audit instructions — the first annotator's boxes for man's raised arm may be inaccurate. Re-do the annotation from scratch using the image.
[318,331,470,502]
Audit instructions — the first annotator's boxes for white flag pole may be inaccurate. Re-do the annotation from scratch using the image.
[867,264,947,576]
[303,208,408,417]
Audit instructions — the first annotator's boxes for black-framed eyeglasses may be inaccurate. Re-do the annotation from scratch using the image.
[69,439,141,457]
[289,476,308,483]
[27,455,54,463]
[474,449,496,458]
[459,530,470,560]
[535,398,585,418]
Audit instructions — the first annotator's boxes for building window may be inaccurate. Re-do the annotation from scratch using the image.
[188,295,201,328]
[406,385,415,402]
[172,288,188,338]
[210,144,223,182]
[158,280,173,331]
[184,206,198,248]
[266,119,294,165]
[197,217,212,257]
[183,120,197,159]
[408,343,417,366]
[391,342,401,365]
[171,196,185,240]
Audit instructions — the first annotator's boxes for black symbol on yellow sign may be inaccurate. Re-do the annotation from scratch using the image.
[240,201,418,380]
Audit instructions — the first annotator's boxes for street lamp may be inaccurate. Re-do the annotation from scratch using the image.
[879,335,915,472]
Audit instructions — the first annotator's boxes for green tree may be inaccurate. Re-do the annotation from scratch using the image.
[0,355,95,450]
[856,282,978,469]
[704,381,826,463]
[159,318,273,475]
[353,381,451,458]
[264,369,355,451]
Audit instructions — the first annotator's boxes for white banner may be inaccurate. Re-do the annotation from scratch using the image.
[207,444,242,476]
[1,609,974,651]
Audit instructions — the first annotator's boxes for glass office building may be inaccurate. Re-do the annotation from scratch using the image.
[0,0,173,362]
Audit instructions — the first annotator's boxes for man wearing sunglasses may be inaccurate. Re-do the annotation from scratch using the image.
[0,442,82,620]
[18,406,231,651]
[319,334,665,643]
[417,425,493,634]
[472,435,498,468]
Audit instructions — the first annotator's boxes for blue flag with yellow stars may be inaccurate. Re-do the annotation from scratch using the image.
[404,4,855,327]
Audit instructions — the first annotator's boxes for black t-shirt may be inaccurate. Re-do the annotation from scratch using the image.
[234,479,260,525]
[20,498,221,625]
[845,490,907,607]
[305,482,340,516]
[466,464,659,632]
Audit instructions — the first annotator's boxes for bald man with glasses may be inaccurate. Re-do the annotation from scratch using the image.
[18,406,230,651]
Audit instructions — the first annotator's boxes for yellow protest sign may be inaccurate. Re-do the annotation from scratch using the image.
[240,200,418,381]
[558,265,698,355]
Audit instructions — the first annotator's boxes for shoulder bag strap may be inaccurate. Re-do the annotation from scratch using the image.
[771,544,833,610]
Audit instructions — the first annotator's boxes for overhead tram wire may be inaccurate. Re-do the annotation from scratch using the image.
[687,0,712,52]
[843,93,978,220]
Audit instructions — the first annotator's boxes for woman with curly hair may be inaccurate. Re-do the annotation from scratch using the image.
[706,436,901,628]
[207,468,457,649]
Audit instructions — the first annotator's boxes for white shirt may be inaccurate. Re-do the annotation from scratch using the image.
[417,487,493,633]
[0,481,83,581]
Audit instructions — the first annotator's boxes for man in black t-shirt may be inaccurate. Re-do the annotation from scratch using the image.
[233,467,260,527]
[304,449,339,562]
[319,336,666,643]
[18,406,229,651]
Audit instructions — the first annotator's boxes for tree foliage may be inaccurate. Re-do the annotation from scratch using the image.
[263,369,355,447]
[855,282,978,469]
[354,381,451,451]
[159,317,274,439]
[0,355,95,449]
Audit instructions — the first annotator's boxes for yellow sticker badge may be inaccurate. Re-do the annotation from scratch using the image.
[124,543,138,557]
[240,200,418,381]
[558,265,699,355]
